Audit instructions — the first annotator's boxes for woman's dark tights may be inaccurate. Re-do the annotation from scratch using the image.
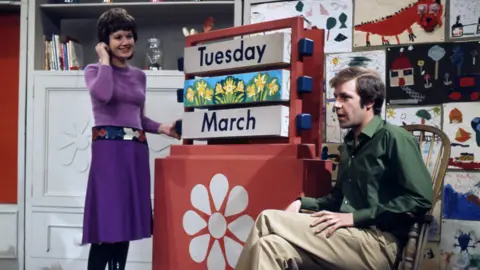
[87,242,130,270]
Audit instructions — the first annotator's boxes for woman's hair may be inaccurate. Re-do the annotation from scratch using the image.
[97,8,138,44]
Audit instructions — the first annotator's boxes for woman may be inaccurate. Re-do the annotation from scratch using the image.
[82,8,179,270]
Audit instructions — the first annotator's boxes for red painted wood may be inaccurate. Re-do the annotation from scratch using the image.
[0,14,20,204]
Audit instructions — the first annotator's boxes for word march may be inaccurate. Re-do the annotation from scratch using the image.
[201,109,256,132]
[197,40,266,67]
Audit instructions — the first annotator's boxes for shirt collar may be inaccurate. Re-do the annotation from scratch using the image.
[344,115,384,145]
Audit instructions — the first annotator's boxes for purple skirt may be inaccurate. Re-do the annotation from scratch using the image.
[82,130,152,244]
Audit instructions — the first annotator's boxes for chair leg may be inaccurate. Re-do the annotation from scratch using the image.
[402,222,421,270]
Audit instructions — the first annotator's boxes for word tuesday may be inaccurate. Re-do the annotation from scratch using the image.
[197,40,266,66]
[201,110,256,132]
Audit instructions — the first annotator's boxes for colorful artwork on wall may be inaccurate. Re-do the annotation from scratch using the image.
[249,0,353,53]
[443,171,480,221]
[386,105,442,127]
[386,42,480,105]
[353,0,445,48]
[325,50,386,142]
[443,102,480,170]
[449,0,480,39]
[183,70,290,107]
[440,219,480,269]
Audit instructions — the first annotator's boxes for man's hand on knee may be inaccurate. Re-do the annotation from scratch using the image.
[309,211,354,238]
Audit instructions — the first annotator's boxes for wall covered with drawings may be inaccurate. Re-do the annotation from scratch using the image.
[386,42,480,106]
[249,0,353,53]
[245,0,480,268]
[449,0,480,39]
[353,0,446,47]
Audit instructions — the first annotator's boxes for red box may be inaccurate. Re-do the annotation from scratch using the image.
[152,145,331,270]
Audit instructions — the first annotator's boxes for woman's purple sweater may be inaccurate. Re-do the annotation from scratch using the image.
[84,63,161,133]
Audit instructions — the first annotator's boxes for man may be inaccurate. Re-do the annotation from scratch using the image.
[235,67,433,270]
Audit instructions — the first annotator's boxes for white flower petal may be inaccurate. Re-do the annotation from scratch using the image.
[227,215,254,242]
[189,234,210,263]
[207,240,226,270]
[191,184,211,215]
[209,173,229,212]
[183,210,207,236]
[224,236,244,268]
[73,148,90,173]
[224,186,248,217]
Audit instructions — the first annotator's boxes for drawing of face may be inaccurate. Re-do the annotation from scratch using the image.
[417,1,443,32]
[333,79,373,130]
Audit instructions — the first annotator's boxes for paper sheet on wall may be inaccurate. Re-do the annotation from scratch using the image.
[324,50,386,142]
[449,0,480,39]
[443,102,480,170]
[250,0,353,53]
[353,0,446,48]
[443,171,480,221]
[441,219,480,269]
[386,106,442,128]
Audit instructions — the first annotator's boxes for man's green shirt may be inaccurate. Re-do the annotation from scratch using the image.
[301,116,433,241]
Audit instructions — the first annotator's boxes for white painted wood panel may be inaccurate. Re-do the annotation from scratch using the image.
[25,71,185,269]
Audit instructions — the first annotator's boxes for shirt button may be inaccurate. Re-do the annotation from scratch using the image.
[349,178,351,182]
[345,201,348,204]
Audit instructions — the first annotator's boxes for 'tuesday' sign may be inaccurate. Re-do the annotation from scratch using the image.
[184,33,291,75]
[182,105,290,139]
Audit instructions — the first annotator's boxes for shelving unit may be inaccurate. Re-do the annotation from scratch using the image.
[0,0,20,13]
[30,0,240,71]
[21,0,243,268]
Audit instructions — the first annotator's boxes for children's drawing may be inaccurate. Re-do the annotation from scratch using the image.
[441,219,480,269]
[325,50,386,142]
[249,0,353,53]
[320,143,342,181]
[387,43,480,105]
[443,103,480,170]
[353,0,445,47]
[325,50,386,98]
[449,0,480,39]
[443,171,480,221]
[386,105,442,128]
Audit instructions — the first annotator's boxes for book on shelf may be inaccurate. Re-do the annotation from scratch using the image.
[44,34,84,71]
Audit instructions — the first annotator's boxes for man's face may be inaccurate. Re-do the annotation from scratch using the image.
[333,79,372,129]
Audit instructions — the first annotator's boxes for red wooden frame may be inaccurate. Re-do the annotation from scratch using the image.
[181,17,324,157]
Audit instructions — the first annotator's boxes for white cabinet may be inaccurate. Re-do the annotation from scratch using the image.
[25,71,185,269]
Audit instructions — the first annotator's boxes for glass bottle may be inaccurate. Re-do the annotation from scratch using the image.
[145,36,163,70]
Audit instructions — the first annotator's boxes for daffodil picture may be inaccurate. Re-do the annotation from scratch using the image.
[183,69,290,107]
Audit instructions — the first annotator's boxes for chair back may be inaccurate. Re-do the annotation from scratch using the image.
[400,124,451,270]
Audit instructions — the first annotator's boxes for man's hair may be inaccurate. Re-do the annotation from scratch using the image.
[329,67,385,115]
[97,8,138,44]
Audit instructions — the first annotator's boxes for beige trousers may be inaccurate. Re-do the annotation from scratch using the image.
[235,210,399,270]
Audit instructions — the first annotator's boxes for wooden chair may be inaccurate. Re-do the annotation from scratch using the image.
[398,124,450,270]
[300,124,451,269]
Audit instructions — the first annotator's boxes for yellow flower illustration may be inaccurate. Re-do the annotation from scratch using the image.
[247,84,256,98]
[386,108,396,119]
[223,77,237,94]
[254,74,266,92]
[268,79,279,96]
[205,88,213,101]
[186,87,195,102]
[215,83,224,95]
[196,80,207,97]
[236,81,245,93]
